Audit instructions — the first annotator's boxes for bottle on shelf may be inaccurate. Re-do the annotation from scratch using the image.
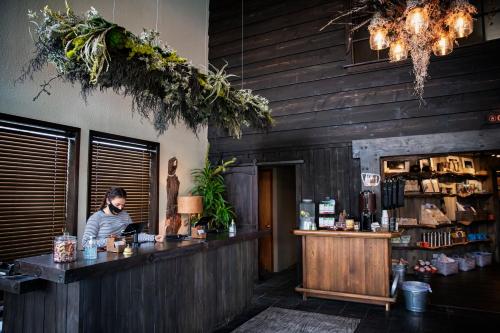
[336,210,347,230]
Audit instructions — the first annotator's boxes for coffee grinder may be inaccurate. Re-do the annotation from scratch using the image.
[360,190,376,231]
[360,173,380,231]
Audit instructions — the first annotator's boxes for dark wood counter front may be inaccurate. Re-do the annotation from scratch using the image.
[1,231,263,333]
[294,230,397,311]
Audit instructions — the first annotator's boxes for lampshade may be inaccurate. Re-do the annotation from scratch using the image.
[405,7,429,35]
[432,33,454,56]
[369,28,389,50]
[389,39,408,62]
[177,196,203,214]
[450,12,473,38]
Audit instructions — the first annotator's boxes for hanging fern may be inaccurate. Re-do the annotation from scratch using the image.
[19,4,274,138]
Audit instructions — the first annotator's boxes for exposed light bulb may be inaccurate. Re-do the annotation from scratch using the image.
[369,28,389,50]
[432,34,454,56]
[389,39,408,62]
[406,7,429,35]
[452,12,473,38]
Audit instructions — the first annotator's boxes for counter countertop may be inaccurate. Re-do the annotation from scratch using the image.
[14,230,265,284]
[293,229,400,239]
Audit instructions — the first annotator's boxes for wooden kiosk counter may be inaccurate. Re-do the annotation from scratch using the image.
[294,230,399,311]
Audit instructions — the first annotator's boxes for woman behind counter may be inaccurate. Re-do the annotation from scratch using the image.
[82,187,163,247]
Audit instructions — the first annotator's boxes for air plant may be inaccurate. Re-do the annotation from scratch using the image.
[19,3,273,138]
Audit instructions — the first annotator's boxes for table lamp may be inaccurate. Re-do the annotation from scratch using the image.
[177,195,203,237]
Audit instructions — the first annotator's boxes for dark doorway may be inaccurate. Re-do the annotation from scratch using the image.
[258,166,297,279]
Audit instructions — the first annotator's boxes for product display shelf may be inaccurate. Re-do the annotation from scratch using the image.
[404,192,493,198]
[392,239,491,251]
[398,223,455,229]
[389,171,489,180]
[399,219,494,229]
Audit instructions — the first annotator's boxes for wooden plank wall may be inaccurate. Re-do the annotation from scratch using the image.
[208,0,500,218]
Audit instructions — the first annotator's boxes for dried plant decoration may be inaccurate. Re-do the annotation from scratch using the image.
[19,4,274,139]
[322,0,479,101]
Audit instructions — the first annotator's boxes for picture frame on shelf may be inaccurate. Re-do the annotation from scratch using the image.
[430,157,447,172]
[418,158,431,172]
[404,179,420,193]
[461,157,475,174]
[384,160,410,174]
[422,179,440,193]
[466,179,482,193]
[446,156,462,173]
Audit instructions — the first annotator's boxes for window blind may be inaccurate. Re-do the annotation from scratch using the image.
[88,134,156,231]
[0,124,73,262]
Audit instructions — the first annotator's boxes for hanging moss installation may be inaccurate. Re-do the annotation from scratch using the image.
[20,5,273,138]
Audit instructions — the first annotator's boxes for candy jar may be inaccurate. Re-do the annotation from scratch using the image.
[53,232,77,263]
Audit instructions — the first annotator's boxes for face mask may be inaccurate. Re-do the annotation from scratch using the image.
[108,203,122,215]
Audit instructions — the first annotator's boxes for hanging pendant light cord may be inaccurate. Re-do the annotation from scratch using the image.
[241,0,244,89]
[155,0,159,31]
[112,0,116,22]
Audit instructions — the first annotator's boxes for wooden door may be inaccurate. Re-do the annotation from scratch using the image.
[223,164,258,231]
[258,169,273,275]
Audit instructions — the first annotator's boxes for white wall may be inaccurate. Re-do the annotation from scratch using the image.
[0,0,209,242]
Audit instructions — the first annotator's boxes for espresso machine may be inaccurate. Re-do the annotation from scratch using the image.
[360,190,376,231]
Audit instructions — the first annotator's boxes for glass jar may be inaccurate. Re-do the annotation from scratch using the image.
[53,232,77,263]
[300,199,315,230]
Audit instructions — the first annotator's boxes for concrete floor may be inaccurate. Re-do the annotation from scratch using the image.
[214,265,500,332]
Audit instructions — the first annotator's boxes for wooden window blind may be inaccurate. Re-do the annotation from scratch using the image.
[0,117,78,262]
[88,132,159,233]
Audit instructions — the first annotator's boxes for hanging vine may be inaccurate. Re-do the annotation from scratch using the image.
[19,4,274,138]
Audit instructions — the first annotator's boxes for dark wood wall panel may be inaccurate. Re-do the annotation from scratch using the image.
[213,145,360,219]
[208,0,500,219]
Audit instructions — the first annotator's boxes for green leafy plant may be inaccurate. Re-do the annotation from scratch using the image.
[191,154,236,231]
[20,3,274,138]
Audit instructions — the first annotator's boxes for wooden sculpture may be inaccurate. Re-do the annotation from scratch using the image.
[164,157,182,234]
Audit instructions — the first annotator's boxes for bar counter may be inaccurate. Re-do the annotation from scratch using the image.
[294,229,399,311]
[1,231,263,333]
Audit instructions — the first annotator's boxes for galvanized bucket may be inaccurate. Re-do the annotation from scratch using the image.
[392,264,406,287]
[401,281,432,312]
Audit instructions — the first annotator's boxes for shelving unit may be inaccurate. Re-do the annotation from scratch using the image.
[398,223,454,229]
[382,153,497,264]
[398,219,494,229]
[392,239,491,251]
[404,192,492,198]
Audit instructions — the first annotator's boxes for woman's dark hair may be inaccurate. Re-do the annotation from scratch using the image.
[100,187,127,210]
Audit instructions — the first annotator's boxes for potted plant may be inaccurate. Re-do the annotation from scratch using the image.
[191,153,236,232]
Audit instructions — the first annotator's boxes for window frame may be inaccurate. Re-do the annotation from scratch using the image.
[0,112,80,260]
[86,130,160,234]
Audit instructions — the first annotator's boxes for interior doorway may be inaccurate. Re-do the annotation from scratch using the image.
[258,165,297,279]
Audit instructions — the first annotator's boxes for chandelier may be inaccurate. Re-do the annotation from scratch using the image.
[322,0,477,100]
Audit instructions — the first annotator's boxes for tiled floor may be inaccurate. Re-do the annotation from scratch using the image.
[214,265,500,332]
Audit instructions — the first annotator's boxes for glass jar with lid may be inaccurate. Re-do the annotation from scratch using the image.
[53,232,77,263]
[300,199,315,230]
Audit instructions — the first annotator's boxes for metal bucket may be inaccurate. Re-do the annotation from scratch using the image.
[392,265,406,287]
[401,281,432,312]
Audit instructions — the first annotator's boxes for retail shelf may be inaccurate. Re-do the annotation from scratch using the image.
[398,223,454,229]
[404,192,492,199]
[392,239,491,251]
[399,220,494,229]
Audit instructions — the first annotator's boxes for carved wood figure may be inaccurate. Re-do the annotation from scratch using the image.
[164,157,182,234]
